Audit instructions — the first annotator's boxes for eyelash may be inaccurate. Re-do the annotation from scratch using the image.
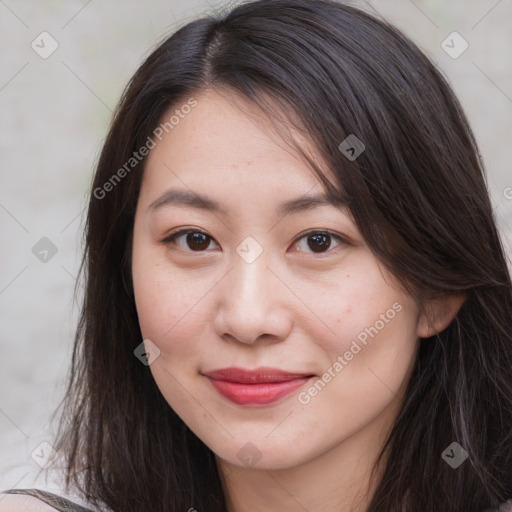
[160,228,348,255]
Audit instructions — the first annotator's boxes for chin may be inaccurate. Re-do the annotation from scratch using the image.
[211,437,316,471]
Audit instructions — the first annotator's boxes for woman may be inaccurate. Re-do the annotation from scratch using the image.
[2,0,512,510]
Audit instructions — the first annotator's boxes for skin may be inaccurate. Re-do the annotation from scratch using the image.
[131,88,463,512]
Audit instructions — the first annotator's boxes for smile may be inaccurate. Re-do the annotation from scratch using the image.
[203,367,315,406]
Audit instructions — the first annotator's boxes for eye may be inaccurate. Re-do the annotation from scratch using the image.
[292,230,345,254]
[161,228,347,254]
[162,229,219,252]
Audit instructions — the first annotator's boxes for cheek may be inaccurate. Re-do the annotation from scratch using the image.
[305,267,415,361]
[293,297,418,450]
[132,250,213,363]
[310,301,418,414]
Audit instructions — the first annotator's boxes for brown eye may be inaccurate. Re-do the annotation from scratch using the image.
[163,229,218,252]
[294,231,344,254]
[307,233,331,252]
[162,229,345,255]
[185,232,211,251]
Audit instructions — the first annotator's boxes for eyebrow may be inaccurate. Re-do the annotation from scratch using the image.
[147,189,345,216]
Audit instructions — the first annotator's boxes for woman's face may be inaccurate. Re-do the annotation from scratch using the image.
[131,88,423,470]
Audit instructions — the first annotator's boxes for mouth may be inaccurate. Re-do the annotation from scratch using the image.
[202,367,315,407]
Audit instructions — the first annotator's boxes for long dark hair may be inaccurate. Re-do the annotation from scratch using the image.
[51,1,512,510]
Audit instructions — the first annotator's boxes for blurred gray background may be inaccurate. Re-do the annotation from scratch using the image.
[1,0,511,491]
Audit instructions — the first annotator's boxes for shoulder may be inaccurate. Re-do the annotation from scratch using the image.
[498,499,512,511]
[0,489,98,512]
[483,499,512,512]
[0,492,57,511]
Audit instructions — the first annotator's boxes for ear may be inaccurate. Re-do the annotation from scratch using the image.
[416,294,466,338]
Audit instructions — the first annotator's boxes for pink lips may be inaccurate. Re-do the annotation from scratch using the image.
[203,367,314,406]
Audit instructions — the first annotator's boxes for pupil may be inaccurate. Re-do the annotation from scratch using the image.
[187,232,209,250]
[309,233,330,252]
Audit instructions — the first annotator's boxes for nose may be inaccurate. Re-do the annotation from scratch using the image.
[213,251,294,346]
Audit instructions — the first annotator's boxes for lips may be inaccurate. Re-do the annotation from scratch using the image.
[203,366,314,406]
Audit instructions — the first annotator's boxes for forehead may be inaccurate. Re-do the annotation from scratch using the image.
[140,88,334,203]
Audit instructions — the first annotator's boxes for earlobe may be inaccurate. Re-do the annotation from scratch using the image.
[417,294,466,338]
